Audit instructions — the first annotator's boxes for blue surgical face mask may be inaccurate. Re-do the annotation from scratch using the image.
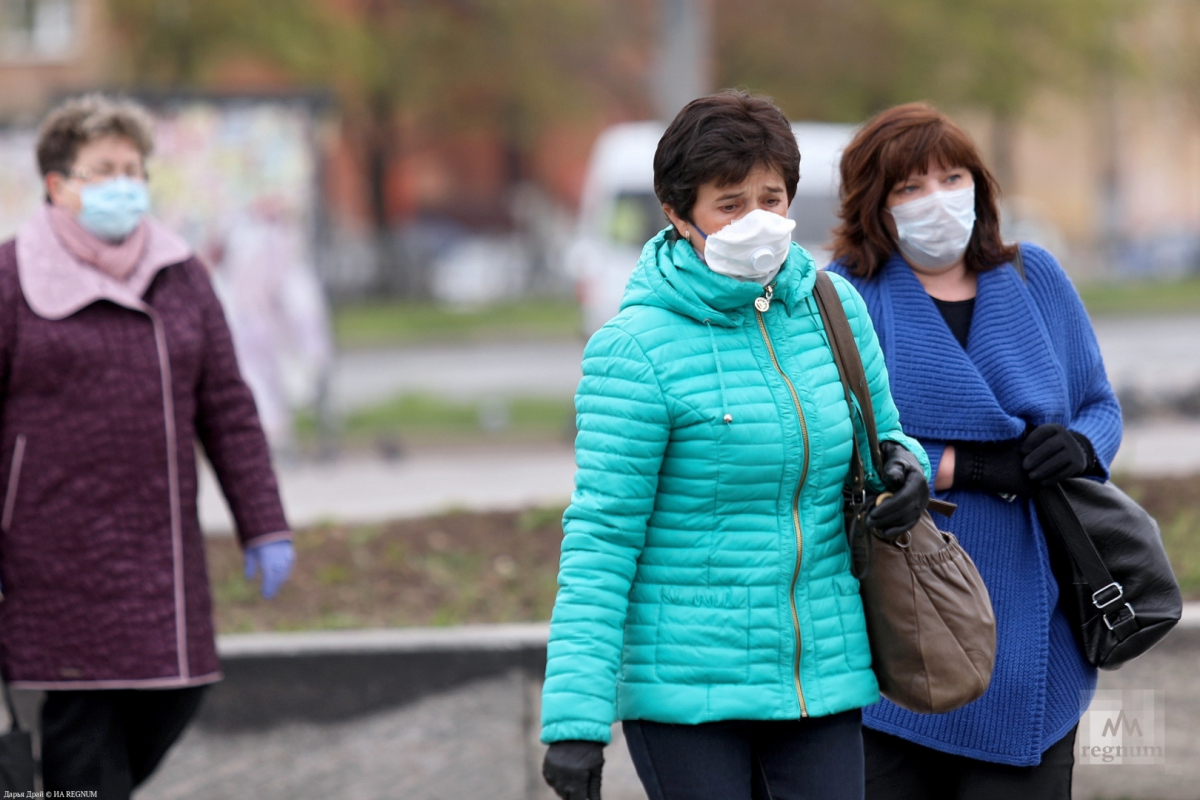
[77,177,150,241]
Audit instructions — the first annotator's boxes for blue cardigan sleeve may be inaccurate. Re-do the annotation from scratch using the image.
[541,323,670,744]
[1021,244,1123,476]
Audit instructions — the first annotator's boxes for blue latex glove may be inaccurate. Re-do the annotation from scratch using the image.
[244,540,295,599]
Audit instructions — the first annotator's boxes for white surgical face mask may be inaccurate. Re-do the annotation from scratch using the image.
[888,186,976,271]
[696,209,796,285]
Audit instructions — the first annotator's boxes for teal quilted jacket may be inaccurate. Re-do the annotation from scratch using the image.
[541,231,929,744]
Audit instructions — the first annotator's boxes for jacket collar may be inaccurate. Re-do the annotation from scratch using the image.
[623,229,817,327]
[16,204,192,320]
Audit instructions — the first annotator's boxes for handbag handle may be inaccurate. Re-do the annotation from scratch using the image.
[813,272,956,518]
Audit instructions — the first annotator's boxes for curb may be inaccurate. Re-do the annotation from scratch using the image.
[201,603,1199,732]
[218,622,551,658]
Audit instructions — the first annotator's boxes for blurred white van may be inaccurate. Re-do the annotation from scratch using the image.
[567,120,857,335]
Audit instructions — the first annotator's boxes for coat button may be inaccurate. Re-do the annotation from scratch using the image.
[723,413,733,423]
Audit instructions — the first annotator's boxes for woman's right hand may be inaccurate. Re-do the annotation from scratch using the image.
[543,740,604,800]
[951,439,1038,496]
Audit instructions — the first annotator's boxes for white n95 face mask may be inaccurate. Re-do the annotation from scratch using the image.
[888,186,976,271]
[697,209,796,285]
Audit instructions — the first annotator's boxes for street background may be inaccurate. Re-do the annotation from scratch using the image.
[3,1,1200,798]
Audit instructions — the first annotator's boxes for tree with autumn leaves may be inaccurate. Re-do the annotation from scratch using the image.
[107,0,654,291]
[106,0,1132,292]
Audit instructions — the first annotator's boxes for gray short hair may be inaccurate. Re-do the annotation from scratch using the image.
[36,94,156,177]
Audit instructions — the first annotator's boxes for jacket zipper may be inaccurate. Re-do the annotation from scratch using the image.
[2,434,27,533]
[755,307,809,717]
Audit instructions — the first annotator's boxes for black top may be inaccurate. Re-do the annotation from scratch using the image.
[932,296,976,350]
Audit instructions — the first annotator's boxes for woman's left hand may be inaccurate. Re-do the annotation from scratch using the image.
[1020,423,1096,485]
[244,540,296,599]
[867,442,930,540]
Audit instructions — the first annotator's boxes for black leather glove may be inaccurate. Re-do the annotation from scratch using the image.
[543,740,604,800]
[1020,423,1097,485]
[866,441,929,541]
[952,439,1038,496]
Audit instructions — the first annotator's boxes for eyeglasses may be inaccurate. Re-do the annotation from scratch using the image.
[67,164,147,182]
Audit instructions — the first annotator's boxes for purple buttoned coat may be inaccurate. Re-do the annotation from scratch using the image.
[0,207,289,689]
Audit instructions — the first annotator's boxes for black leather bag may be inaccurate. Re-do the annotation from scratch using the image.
[0,682,35,792]
[1033,479,1182,669]
[1008,246,1183,670]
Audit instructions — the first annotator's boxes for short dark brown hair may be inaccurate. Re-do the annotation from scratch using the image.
[654,91,800,226]
[831,102,1016,278]
[36,94,155,177]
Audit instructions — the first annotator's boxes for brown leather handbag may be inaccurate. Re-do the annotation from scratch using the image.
[813,272,997,714]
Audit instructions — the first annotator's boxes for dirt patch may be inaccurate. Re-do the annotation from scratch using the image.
[207,475,1200,634]
[208,506,564,634]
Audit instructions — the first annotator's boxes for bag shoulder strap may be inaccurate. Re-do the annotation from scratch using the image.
[814,271,956,518]
[1033,483,1136,637]
[813,271,882,475]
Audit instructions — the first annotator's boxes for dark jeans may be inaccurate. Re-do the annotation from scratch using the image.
[623,710,864,800]
[863,724,1077,800]
[41,686,208,800]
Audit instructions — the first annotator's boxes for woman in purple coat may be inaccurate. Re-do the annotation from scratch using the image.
[0,95,295,796]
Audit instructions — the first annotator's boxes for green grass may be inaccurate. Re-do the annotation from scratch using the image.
[296,393,575,445]
[333,298,582,348]
[340,393,573,438]
[1078,275,1200,316]
[330,276,1200,343]
[329,278,1200,340]
[1160,509,1200,598]
[350,393,573,438]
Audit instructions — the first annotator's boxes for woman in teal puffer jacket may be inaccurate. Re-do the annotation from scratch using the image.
[541,92,932,800]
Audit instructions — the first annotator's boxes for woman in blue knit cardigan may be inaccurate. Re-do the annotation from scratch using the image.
[827,103,1122,800]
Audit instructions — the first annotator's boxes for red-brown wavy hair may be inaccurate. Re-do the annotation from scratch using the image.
[831,103,1017,278]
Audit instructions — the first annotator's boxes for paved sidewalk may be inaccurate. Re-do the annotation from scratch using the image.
[1109,419,1200,477]
[200,445,577,534]
[139,673,649,800]
[136,607,1200,800]
[1092,314,1200,399]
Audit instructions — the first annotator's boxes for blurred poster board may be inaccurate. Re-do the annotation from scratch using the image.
[149,99,318,259]
[0,97,321,251]
[0,96,332,446]
[0,126,39,241]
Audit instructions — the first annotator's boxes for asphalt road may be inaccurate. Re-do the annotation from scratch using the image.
[330,314,1199,411]
[331,341,585,412]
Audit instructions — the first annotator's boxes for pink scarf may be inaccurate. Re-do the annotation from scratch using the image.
[46,204,148,282]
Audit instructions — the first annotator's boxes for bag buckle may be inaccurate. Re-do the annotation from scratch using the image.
[1092,582,1124,609]
[1103,603,1136,631]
